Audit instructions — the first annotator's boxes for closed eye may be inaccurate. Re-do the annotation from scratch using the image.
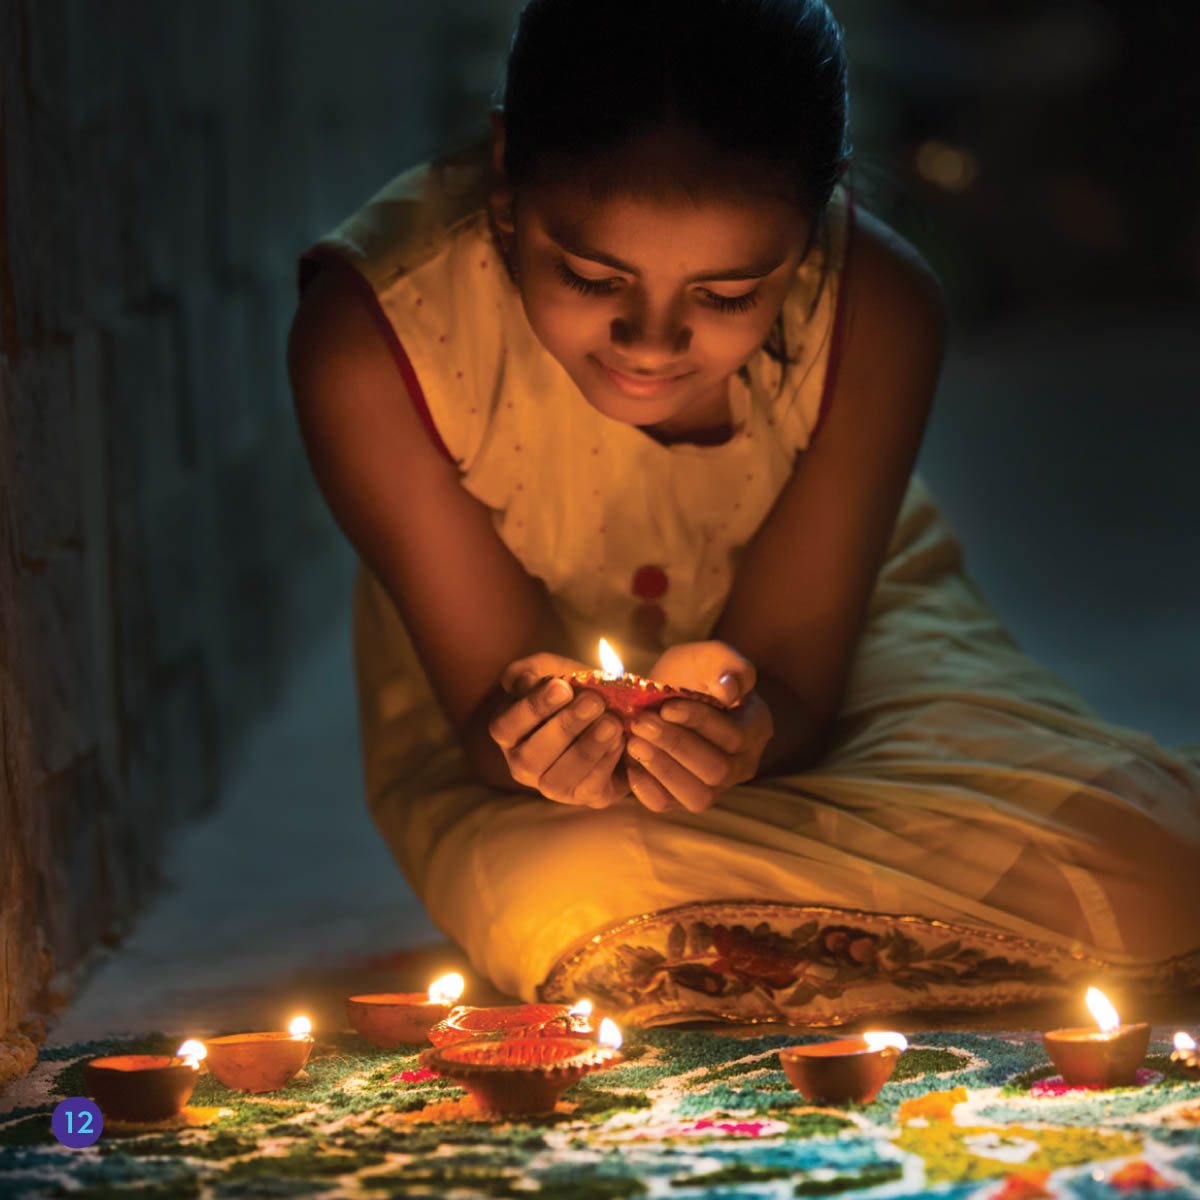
[556,258,761,315]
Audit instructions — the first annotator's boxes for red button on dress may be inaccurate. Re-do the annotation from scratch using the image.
[632,565,668,600]
[631,603,667,644]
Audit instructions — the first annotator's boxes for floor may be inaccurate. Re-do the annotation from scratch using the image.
[6,308,1197,1106]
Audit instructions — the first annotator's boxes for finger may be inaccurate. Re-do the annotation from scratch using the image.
[501,653,586,693]
[629,712,731,788]
[489,677,572,750]
[626,735,715,814]
[538,714,623,805]
[626,759,674,813]
[657,701,745,756]
[578,737,629,809]
[507,689,608,783]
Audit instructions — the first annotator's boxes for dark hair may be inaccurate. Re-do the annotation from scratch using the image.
[501,0,850,218]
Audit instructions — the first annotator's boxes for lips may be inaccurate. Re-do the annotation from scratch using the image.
[593,357,692,397]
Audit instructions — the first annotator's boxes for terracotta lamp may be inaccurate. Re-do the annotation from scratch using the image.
[1042,988,1150,1088]
[428,999,599,1048]
[85,1040,207,1122]
[204,1016,315,1092]
[1170,1032,1200,1080]
[420,1018,625,1116]
[779,1031,908,1105]
[561,638,735,732]
[347,972,465,1048]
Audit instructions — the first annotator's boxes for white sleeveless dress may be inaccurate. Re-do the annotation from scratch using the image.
[301,147,1200,1025]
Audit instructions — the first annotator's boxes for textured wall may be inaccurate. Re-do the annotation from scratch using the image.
[0,0,521,1084]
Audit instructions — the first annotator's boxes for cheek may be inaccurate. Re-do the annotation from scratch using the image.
[522,286,607,359]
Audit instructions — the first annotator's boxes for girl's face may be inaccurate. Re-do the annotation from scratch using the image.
[501,155,812,441]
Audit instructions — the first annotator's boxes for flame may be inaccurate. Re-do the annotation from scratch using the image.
[428,972,465,1005]
[175,1039,207,1067]
[598,638,624,679]
[598,1017,623,1050]
[289,1016,313,1038]
[568,999,593,1018]
[1174,1032,1197,1052]
[863,1031,908,1053]
[1085,987,1120,1033]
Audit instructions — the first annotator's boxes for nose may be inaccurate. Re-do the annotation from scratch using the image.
[610,298,692,367]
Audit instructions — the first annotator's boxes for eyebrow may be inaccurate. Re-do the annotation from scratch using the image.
[548,227,785,283]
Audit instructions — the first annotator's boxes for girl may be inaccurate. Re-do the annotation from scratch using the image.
[289,0,1200,1024]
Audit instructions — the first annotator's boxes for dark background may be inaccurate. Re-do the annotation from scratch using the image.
[0,0,1196,1075]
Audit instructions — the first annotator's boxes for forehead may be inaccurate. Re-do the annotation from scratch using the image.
[526,178,810,272]
[517,127,812,270]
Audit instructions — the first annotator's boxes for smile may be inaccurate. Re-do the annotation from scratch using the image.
[593,357,692,397]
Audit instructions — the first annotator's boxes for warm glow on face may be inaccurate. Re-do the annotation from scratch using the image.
[289,1016,313,1038]
[598,638,624,678]
[863,1031,908,1053]
[176,1039,207,1067]
[1175,1032,1197,1052]
[569,999,594,1018]
[428,973,465,1005]
[599,1017,623,1050]
[1085,987,1120,1033]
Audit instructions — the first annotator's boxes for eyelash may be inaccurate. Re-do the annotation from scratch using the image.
[554,259,760,315]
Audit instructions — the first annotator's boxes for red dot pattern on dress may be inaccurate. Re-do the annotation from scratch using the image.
[514,444,522,452]
[632,565,668,600]
[456,370,464,379]
[438,334,446,343]
[415,297,423,306]
[480,260,488,269]
[591,447,600,455]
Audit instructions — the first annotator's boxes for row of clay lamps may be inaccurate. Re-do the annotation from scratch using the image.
[85,982,1194,1123]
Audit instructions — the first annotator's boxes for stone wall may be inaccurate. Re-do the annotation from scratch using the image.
[0,0,522,1084]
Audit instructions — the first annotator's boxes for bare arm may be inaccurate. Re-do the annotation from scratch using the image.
[714,207,947,772]
[287,264,575,790]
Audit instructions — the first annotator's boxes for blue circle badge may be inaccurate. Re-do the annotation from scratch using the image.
[51,1098,103,1147]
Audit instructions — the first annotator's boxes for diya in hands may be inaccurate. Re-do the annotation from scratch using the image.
[561,638,737,732]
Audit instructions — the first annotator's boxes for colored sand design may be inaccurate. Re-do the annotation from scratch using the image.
[2,1029,1199,1198]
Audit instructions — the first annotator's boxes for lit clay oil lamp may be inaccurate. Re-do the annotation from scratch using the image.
[204,1016,315,1092]
[428,999,600,1048]
[85,1039,207,1122]
[779,1031,908,1105]
[1169,1031,1200,1080]
[1042,987,1150,1087]
[560,638,735,733]
[347,972,465,1048]
[420,1017,625,1116]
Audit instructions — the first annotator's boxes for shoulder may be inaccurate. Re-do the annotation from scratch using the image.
[289,263,398,400]
[842,204,946,360]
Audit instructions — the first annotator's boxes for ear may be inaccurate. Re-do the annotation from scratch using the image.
[488,108,516,234]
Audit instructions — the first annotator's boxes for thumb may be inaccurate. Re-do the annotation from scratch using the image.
[716,671,742,705]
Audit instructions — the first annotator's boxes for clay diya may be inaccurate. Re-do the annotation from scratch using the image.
[428,998,599,1048]
[1042,987,1150,1087]
[779,1031,908,1105]
[347,971,465,1048]
[85,1039,207,1122]
[1170,1032,1200,1080]
[560,638,734,732]
[204,1016,314,1092]
[420,1018,624,1115]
